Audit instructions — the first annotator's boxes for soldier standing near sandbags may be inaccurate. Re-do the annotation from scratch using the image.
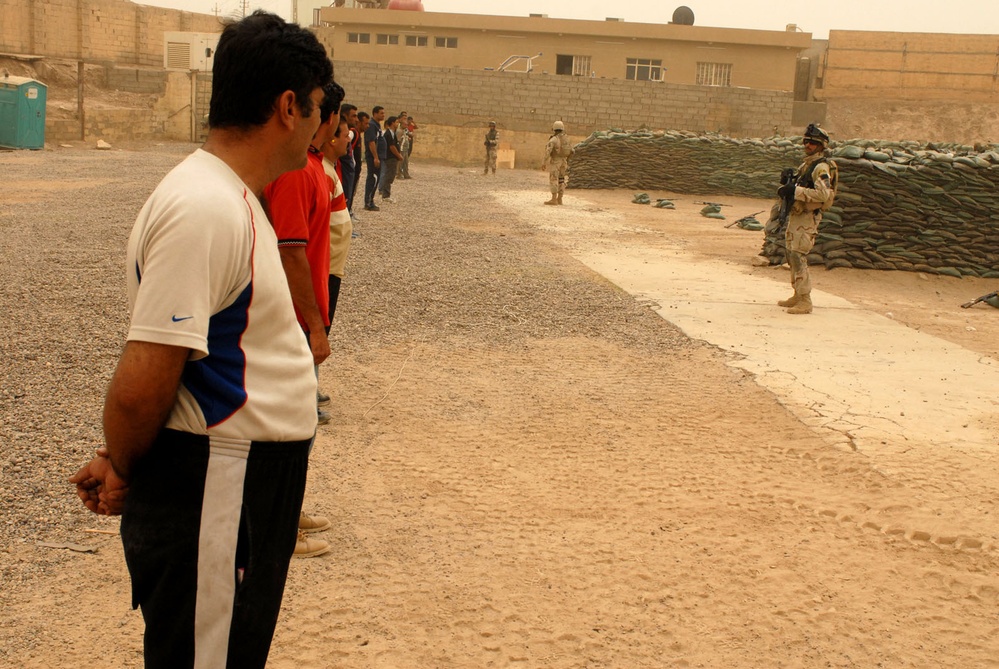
[542,120,574,205]
[484,121,499,175]
[775,124,838,314]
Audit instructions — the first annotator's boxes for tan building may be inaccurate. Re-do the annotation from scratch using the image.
[314,8,811,92]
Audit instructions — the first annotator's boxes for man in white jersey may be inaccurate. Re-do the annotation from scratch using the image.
[69,11,334,668]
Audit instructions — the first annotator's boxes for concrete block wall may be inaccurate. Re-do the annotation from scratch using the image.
[820,30,999,101]
[335,61,793,137]
[1,0,31,53]
[46,70,196,143]
[333,60,795,165]
[0,0,220,66]
[48,108,171,143]
[105,66,167,95]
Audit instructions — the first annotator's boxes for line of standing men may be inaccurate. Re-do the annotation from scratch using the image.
[68,11,356,668]
[358,106,415,211]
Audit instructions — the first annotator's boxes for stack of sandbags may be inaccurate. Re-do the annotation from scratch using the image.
[570,129,793,198]
[570,130,999,278]
[804,142,999,278]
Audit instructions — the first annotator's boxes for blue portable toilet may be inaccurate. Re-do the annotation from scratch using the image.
[0,75,48,150]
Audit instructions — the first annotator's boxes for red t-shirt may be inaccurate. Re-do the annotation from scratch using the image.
[264,150,333,329]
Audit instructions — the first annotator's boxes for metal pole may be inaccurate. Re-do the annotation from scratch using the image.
[191,71,198,143]
[77,61,85,141]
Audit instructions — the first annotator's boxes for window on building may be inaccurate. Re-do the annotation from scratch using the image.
[376,34,399,45]
[405,35,428,47]
[347,32,370,44]
[696,62,732,87]
[434,36,458,48]
[626,58,663,81]
[556,54,592,76]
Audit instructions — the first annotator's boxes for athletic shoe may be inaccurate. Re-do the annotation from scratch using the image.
[382,197,396,204]
[293,531,330,558]
[317,409,331,425]
[317,391,331,407]
[364,204,380,212]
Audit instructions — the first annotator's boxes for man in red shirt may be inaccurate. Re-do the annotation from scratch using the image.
[264,81,344,557]
[265,81,343,412]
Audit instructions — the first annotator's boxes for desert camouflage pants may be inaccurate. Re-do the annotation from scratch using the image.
[785,211,819,296]
[485,146,497,172]
[549,159,568,195]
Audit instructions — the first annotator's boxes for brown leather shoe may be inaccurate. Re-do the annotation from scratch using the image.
[299,513,331,534]
[293,530,330,558]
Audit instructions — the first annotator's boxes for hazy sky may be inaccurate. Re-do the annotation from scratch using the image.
[139,0,999,40]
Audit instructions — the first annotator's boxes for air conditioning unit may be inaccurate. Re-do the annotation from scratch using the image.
[164,32,221,71]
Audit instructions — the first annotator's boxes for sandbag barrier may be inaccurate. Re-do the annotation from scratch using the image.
[569,129,999,278]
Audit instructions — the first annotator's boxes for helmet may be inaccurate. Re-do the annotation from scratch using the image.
[803,123,829,147]
[488,120,496,126]
[552,120,565,132]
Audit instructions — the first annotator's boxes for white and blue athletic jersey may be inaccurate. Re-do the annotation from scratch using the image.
[126,149,317,442]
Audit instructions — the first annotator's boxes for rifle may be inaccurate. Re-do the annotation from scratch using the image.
[693,201,733,207]
[960,290,999,309]
[773,167,797,238]
[726,210,765,229]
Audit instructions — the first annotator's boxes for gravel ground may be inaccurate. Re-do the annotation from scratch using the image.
[0,145,690,602]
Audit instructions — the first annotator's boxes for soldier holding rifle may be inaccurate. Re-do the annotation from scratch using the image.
[774,124,838,315]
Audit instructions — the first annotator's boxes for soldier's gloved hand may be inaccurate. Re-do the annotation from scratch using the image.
[777,183,796,199]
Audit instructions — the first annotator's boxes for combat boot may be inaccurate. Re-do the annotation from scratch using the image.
[786,295,812,314]
[777,294,800,308]
[556,193,563,205]
[544,195,558,205]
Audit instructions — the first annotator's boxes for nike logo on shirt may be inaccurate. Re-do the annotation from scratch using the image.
[172,315,194,322]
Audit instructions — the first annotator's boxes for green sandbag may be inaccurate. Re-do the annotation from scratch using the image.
[834,145,865,159]
[735,216,763,230]
[700,204,722,217]
[632,192,651,204]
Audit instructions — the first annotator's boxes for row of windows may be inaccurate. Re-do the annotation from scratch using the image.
[577,55,730,86]
[348,32,457,48]
[342,36,732,86]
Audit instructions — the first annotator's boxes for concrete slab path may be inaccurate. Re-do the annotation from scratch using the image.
[513,188,999,460]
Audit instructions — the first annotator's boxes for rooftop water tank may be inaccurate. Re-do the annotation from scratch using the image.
[387,0,425,10]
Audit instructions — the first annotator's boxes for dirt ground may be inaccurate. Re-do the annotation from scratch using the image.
[1,147,997,668]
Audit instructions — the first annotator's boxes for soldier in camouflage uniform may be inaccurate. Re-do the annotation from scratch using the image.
[776,124,838,314]
[484,121,498,175]
[542,120,573,205]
